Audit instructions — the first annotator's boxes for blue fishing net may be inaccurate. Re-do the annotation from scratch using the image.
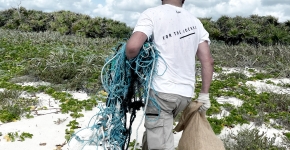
[70,40,160,150]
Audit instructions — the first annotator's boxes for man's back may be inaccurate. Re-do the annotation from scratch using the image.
[134,4,210,97]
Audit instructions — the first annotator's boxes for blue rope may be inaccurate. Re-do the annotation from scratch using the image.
[69,40,161,150]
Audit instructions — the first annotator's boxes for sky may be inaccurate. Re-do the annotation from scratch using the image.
[0,0,290,27]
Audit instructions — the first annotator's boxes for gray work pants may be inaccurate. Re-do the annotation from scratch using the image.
[142,90,191,150]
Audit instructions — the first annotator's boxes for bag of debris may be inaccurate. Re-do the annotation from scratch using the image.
[174,101,225,150]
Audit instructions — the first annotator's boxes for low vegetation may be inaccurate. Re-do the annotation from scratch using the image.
[2,132,33,142]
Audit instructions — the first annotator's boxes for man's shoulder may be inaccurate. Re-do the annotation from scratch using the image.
[143,5,163,13]
[139,6,163,18]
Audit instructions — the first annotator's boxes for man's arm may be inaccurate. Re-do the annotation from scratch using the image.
[126,31,148,60]
[196,41,214,93]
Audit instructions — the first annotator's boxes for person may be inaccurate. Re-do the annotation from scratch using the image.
[125,0,214,149]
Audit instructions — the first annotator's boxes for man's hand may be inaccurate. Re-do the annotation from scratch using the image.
[196,93,211,111]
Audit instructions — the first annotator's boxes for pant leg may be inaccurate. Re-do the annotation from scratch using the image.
[142,131,148,150]
[173,96,191,118]
[142,90,191,150]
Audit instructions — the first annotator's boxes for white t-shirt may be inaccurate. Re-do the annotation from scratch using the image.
[133,4,210,98]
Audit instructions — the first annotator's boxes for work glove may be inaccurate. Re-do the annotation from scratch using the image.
[196,93,211,112]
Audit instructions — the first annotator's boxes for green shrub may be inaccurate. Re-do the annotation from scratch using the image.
[0,90,38,122]
[0,8,132,38]
[222,128,286,150]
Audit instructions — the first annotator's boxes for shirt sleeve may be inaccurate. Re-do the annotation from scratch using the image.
[198,21,211,45]
[133,9,154,39]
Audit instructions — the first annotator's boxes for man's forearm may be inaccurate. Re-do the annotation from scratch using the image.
[200,61,213,93]
[196,41,214,93]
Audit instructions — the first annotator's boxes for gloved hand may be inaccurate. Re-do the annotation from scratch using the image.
[196,93,211,112]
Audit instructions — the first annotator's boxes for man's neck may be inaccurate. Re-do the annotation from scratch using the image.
[162,0,183,7]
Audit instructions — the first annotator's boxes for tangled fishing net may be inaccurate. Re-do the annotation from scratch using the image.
[69,39,160,150]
